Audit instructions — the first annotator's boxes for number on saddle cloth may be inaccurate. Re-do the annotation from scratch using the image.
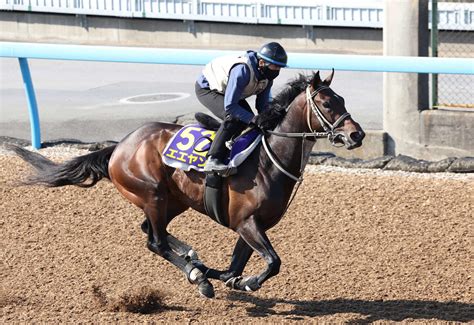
[162,124,262,172]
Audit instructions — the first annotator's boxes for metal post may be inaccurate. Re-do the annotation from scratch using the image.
[18,58,41,149]
[431,0,438,109]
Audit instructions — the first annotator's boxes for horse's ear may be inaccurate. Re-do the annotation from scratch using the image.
[323,68,335,86]
[312,71,323,88]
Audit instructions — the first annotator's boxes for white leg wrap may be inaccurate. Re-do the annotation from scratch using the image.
[189,267,202,283]
[187,249,199,261]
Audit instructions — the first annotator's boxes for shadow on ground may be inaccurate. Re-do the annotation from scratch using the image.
[228,292,474,323]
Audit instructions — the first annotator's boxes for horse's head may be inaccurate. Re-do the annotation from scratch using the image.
[306,70,365,149]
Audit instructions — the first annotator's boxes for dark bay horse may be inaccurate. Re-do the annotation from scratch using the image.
[10,71,364,298]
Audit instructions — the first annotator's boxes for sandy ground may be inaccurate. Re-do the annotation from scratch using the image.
[1,148,473,324]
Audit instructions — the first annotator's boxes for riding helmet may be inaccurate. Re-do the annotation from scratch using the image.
[257,42,288,67]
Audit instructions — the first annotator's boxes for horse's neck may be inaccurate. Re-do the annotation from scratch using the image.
[262,94,314,181]
[277,94,308,135]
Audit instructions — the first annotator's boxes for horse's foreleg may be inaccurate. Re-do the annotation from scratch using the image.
[204,237,253,282]
[226,215,281,292]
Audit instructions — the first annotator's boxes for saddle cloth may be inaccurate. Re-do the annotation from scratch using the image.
[162,124,262,172]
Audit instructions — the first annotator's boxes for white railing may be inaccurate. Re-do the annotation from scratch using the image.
[1,0,473,30]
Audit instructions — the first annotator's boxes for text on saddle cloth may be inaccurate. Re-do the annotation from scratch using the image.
[162,124,262,172]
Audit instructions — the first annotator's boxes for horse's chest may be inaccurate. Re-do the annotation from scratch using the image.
[256,185,290,228]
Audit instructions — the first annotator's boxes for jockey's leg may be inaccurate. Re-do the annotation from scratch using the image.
[204,115,246,173]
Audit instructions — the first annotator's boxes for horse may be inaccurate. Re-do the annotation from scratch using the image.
[10,70,365,298]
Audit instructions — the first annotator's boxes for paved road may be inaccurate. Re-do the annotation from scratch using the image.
[0,58,383,144]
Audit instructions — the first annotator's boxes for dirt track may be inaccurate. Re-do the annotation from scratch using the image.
[1,149,473,323]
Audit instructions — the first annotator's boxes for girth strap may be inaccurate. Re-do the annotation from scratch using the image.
[203,173,228,227]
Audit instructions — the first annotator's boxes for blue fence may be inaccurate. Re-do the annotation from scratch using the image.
[1,41,473,148]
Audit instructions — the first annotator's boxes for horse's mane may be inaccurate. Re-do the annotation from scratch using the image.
[272,73,310,110]
[256,73,311,130]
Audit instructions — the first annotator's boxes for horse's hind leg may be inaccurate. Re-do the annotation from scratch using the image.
[166,234,200,261]
[143,190,215,298]
[140,197,255,291]
[141,215,200,261]
[143,213,252,285]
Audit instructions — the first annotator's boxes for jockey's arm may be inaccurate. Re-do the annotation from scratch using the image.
[224,65,254,124]
[255,80,273,114]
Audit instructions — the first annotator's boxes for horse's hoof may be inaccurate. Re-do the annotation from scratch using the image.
[187,267,215,298]
[198,280,215,298]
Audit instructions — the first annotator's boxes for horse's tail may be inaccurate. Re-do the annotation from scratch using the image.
[8,144,116,188]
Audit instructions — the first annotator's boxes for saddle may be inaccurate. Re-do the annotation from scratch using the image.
[162,113,262,175]
[162,113,262,227]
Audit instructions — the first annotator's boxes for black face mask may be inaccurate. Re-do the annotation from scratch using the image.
[260,65,280,80]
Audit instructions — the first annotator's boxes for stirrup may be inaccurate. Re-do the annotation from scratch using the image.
[203,157,228,172]
[203,166,237,177]
[217,167,237,177]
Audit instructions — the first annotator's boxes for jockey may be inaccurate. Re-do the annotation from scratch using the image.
[195,41,288,174]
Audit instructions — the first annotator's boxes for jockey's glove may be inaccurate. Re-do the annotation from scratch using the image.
[250,114,277,131]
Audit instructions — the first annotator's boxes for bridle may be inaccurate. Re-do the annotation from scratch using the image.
[305,86,351,146]
[261,85,352,214]
[263,84,352,180]
[266,85,351,144]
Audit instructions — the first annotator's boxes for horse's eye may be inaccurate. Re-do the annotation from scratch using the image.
[322,102,331,109]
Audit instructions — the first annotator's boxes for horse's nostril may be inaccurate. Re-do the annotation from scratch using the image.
[350,131,364,142]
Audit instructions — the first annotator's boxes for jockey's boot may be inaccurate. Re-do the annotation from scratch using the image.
[204,115,245,174]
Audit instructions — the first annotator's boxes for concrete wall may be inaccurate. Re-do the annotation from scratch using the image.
[0,11,382,54]
[2,11,472,54]
[419,109,474,160]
